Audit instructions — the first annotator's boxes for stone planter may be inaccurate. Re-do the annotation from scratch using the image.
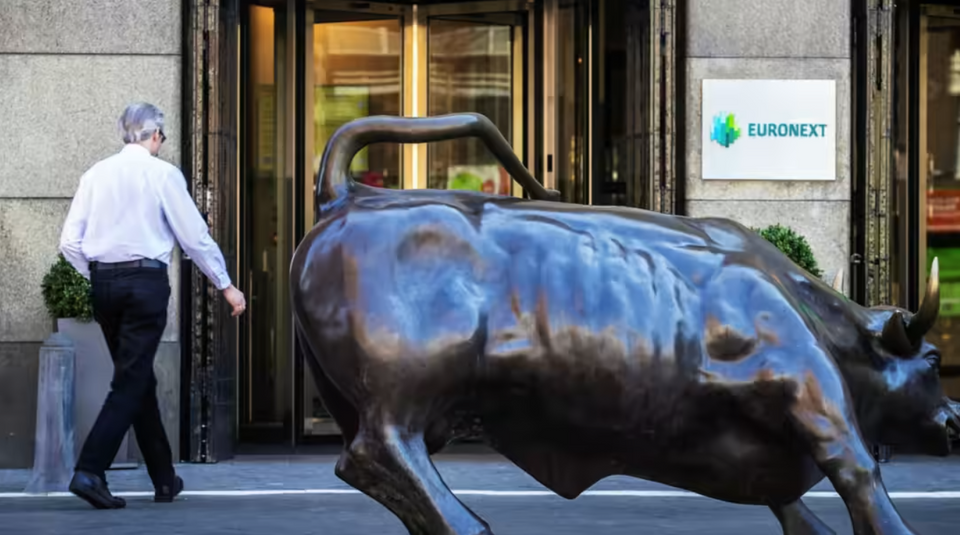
[57,318,131,466]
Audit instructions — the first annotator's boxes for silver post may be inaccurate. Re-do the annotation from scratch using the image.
[24,332,77,494]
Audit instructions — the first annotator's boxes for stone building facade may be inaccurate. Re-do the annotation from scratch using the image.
[0,0,184,467]
[683,0,852,290]
[2,0,955,467]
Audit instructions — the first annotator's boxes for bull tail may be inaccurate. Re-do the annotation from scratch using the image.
[314,113,559,221]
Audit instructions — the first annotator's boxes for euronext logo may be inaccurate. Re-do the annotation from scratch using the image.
[710,111,830,149]
[710,113,741,148]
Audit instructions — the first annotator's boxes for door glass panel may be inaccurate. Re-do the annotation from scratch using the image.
[557,1,589,204]
[891,4,911,312]
[302,13,403,437]
[427,18,515,194]
[920,8,960,398]
[244,3,529,444]
[242,3,294,441]
[311,16,403,189]
[594,0,646,208]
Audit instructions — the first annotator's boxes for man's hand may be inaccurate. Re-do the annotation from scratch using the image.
[223,285,247,317]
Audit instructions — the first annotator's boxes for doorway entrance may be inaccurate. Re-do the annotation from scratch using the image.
[885,2,960,399]
[915,5,960,398]
[239,0,531,447]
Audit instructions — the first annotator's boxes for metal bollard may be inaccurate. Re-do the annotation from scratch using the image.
[24,332,77,494]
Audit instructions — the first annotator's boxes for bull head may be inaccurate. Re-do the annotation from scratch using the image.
[851,257,957,454]
[880,258,940,356]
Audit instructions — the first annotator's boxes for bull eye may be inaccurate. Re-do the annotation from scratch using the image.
[925,351,942,370]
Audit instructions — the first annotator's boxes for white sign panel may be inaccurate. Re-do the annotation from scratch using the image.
[701,79,836,181]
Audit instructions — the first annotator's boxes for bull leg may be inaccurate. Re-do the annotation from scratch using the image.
[296,326,359,445]
[789,374,915,535]
[771,500,836,535]
[336,423,492,535]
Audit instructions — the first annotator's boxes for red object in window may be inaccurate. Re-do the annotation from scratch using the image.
[498,167,511,196]
[359,171,385,189]
[928,189,960,234]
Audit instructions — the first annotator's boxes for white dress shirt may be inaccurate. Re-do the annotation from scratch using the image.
[59,144,233,291]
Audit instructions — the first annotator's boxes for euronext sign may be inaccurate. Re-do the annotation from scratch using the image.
[701,79,837,181]
[747,123,828,138]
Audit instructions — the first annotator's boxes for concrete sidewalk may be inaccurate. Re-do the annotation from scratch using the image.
[3,451,960,535]
[3,450,960,496]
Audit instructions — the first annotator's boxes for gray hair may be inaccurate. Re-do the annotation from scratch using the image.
[118,102,165,144]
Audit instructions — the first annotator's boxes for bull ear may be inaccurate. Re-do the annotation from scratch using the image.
[831,268,844,292]
[906,257,940,345]
[881,311,913,357]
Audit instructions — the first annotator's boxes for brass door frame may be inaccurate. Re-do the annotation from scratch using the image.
[852,0,895,307]
[184,0,242,462]
[650,0,677,214]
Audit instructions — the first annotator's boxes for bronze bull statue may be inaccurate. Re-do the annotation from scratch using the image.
[290,113,959,535]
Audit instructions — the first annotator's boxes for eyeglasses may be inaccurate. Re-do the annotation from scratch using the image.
[158,130,167,144]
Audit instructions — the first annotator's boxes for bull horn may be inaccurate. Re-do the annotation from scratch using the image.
[881,310,912,355]
[831,268,844,292]
[906,257,940,344]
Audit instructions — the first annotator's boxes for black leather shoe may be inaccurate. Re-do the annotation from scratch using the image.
[69,471,126,510]
[154,476,183,503]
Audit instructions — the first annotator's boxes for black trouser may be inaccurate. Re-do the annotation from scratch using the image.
[75,263,175,489]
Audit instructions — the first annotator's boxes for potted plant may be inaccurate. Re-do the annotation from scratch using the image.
[41,254,94,327]
[754,224,824,278]
[40,254,130,464]
[754,224,843,286]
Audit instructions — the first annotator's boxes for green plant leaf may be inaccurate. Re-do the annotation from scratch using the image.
[753,224,823,278]
[40,254,94,321]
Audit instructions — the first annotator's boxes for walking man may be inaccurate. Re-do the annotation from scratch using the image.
[59,102,246,509]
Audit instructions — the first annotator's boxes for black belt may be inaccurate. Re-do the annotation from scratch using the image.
[91,259,166,271]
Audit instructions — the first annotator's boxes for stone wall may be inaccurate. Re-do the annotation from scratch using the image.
[0,0,183,468]
[682,0,851,292]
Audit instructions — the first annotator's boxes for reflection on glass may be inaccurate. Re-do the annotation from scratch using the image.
[555,0,645,207]
[891,5,910,311]
[557,1,588,204]
[428,19,514,194]
[312,18,402,188]
[243,4,293,437]
[921,12,960,399]
[302,15,402,436]
[595,0,641,207]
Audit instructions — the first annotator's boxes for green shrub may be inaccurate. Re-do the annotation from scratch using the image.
[754,224,823,278]
[41,254,94,321]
